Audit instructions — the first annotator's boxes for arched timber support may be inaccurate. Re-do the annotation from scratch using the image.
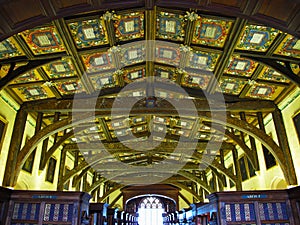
[99,184,124,202]
[225,130,258,170]
[225,117,297,185]
[39,129,76,170]
[57,161,89,190]
[72,166,91,188]
[11,107,296,187]
[166,181,202,202]
[178,171,214,193]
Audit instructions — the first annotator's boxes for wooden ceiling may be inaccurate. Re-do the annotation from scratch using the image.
[0,0,300,192]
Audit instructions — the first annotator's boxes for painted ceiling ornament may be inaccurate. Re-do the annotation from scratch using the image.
[43,81,54,87]
[176,68,186,75]
[109,45,121,53]
[103,11,115,21]
[114,69,124,76]
[179,45,192,53]
[185,11,199,21]
[247,79,257,86]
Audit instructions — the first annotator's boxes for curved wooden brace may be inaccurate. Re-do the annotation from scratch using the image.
[57,161,89,190]
[192,152,239,186]
[13,110,295,187]
[87,178,107,193]
[40,130,75,170]
[166,181,202,202]
[99,184,124,202]
[177,171,214,193]
[208,166,225,189]
[225,117,296,185]
[225,130,258,170]
[72,166,91,188]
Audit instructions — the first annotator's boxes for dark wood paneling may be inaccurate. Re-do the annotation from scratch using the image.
[205,0,246,14]
[156,0,200,9]
[210,0,243,8]
[0,0,49,29]
[49,0,95,15]
[97,0,144,10]
[256,0,298,24]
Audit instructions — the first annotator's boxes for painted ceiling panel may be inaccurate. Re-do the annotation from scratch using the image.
[181,72,210,90]
[156,11,186,41]
[113,11,145,41]
[11,84,55,101]
[192,16,232,48]
[0,37,24,59]
[154,65,177,82]
[236,25,279,52]
[258,66,289,83]
[53,80,85,95]
[81,51,115,73]
[218,77,247,95]
[187,50,220,71]
[225,56,258,77]
[20,26,65,55]
[89,72,118,90]
[275,35,300,58]
[245,83,285,100]
[43,58,78,79]
[68,17,109,48]
[12,69,43,84]
[123,66,146,83]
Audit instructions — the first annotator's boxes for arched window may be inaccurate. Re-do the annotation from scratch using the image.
[138,196,164,225]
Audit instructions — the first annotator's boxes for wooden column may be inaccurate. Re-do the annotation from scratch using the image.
[3,107,28,187]
[232,147,242,191]
[272,107,298,185]
[57,147,67,191]
[240,112,259,170]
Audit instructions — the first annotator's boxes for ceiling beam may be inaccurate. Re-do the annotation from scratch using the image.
[22,97,276,113]
[207,18,248,94]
